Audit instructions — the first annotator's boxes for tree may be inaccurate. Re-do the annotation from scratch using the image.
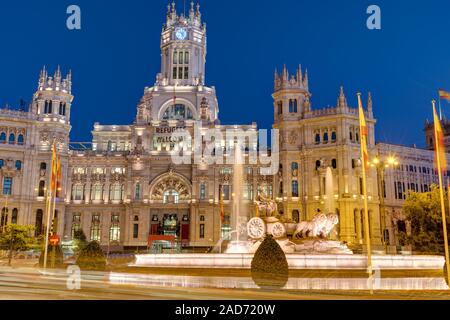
[0,224,36,266]
[251,234,289,289]
[73,229,88,253]
[403,185,450,254]
[76,241,107,271]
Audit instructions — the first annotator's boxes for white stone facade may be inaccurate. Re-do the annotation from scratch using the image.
[0,4,445,252]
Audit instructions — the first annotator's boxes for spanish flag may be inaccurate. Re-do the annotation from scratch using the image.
[56,154,62,194]
[433,101,447,172]
[439,89,450,102]
[358,93,370,169]
[50,143,58,192]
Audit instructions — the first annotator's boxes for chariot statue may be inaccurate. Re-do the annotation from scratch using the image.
[255,193,278,217]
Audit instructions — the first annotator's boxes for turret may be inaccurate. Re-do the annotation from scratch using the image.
[273,65,311,121]
[34,66,74,123]
[337,86,348,109]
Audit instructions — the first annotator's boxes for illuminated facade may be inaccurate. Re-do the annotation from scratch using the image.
[0,3,447,252]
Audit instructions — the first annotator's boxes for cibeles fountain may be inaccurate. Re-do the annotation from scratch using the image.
[224,161,352,255]
[132,150,448,290]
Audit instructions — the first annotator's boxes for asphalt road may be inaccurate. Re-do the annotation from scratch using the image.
[0,266,449,300]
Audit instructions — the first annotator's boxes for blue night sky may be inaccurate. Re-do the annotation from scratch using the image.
[0,0,449,147]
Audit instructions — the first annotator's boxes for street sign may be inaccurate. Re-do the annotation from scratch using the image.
[49,235,60,246]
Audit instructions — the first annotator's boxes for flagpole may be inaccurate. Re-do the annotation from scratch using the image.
[43,143,55,271]
[358,93,373,294]
[433,100,450,287]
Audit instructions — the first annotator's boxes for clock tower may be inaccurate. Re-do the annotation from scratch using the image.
[160,2,207,86]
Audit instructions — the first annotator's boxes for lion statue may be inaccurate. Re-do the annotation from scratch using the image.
[293,213,339,239]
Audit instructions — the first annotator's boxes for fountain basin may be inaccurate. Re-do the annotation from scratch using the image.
[133,253,445,270]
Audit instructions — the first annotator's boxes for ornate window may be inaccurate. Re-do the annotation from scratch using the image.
[109,184,124,201]
[151,174,190,203]
[173,50,189,80]
[1,208,8,231]
[38,181,46,197]
[59,102,66,116]
[243,184,253,200]
[162,104,193,120]
[90,214,101,242]
[163,190,179,204]
[289,99,297,113]
[135,183,142,200]
[11,208,18,224]
[72,184,84,201]
[15,160,22,171]
[332,159,337,169]
[315,133,320,144]
[277,101,283,115]
[0,133,5,143]
[3,177,12,195]
[323,132,329,143]
[292,210,300,223]
[8,133,15,144]
[17,134,24,145]
[292,181,299,197]
[71,213,81,238]
[199,182,206,200]
[331,131,337,142]
[109,213,120,242]
[44,100,53,114]
[91,184,103,201]
[220,185,230,201]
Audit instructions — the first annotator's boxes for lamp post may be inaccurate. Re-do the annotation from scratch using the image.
[370,156,399,247]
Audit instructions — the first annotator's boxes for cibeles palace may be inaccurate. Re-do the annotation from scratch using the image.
[0,3,448,252]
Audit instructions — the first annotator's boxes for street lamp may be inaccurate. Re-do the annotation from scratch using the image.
[370,155,399,247]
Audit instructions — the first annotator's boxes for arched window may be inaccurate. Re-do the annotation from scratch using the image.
[323,132,329,143]
[17,134,24,145]
[162,104,193,120]
[44,100,53,114]
[292,181,299,197]
[289,99,298,113]
[90,214,101,241]
[38,180,45,197]
[0,132,6,143]
[331,132,337,142]
[8,133,15,144]
[332,159,337,169]
[72,184,84,201]
[59,102,66,116]
[277,101,283,115]
[109,184,123,201]
[315,160,322,170]
[11,208,18,224]
[15,160,22,171]
[40,162,47,171]
[349,130,353,141]
[135,183,142,200]
[315,133,320,144]
[0,208,8,231]
[91,184,103,201]
[35,209,43,236]
[163,190,179,204]
[110,213,120,242]
[355,132,360,142]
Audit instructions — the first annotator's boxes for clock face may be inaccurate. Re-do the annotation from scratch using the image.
[175,28,187,40]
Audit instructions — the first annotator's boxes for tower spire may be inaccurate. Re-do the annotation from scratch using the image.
[337,85,347,108]
[368,91,373,114]
[303,69,309,89]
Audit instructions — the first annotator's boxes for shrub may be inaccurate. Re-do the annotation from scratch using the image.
[39,245,64,268]
[251,234,288,289]
[76,241,107,271]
